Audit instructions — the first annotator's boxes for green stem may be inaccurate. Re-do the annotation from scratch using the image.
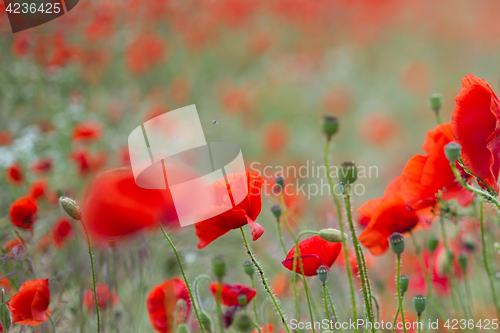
[391,305,400,333]
[479,201,500,319]
[276,217,288,255]
[47,312,56,332]
[80,219,100,333]
[418,314,421,333]
[240,228,290,333]
[396,255,407,333]
[439,214,461,318]
[216,280,224,333]
[342,184,374,330]
[371,296,380,323]
[194,275,211,310]
[326,287,343,333]
[251,275,262,333]
[450,164,500,210]
[159,224,205,333]
[434,112,442,125]
[324,140,357,331]
[280,193,315,332]
[322,284,331,329]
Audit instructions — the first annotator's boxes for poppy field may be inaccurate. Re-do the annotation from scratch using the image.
[3,1,500,333]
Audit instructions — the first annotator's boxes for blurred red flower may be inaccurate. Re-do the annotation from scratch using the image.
[358,176,423,256]
[8,279,50,326]
[9,196,38,230]
[28,179,48,200]
[194,172,265,249]
[0,130,13,146]
[209,283,257,307]
[281,235,342,276]
[83,285,118,311]
[452,73,500,193]
[30,157,53,174]
[72,121,102,143]
[6,163,23,186]
[261,122,289,155]
[3,238,23,255]
[402,124,474,210]
[51,218,74,248]
[126,33,166,75]
[83,168,178,243]
[221,88,251,115]
[146,278,191,333]
[70,148,107,175]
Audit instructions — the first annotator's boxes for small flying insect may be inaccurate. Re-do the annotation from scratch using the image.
[212,119,219,124]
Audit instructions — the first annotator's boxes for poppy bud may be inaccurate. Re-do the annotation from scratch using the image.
[318,228,346,243]
[200,311,213,333]
[243,260,255,277]
[429,92,443,113]
[413,295,427,315]
[59,196,82,220]
[338,162,357,184]
[232,311,254,333]
[427,236,439,252]
[237,294,248,307]
[212,256,227,280]
[444,142,462,164]
[323,114,339,141]
[270,205,282,220]
[399,275,409,296]
[388,232,405,255]
[0,289,11,332]
[177,324,190,333]
[317,266,328,285]
[458,253,468,272]
[274,175,285,190]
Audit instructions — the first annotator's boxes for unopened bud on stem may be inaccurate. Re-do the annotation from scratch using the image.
[59,196,82,220]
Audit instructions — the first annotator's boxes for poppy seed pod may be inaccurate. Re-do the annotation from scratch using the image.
[338,161,358,184]
[458,253,468,272]
[388,232,405,255]
[444,142,462,164]
[270,205,282,220]
[318,228,346,243]
[427,236,439,252]
[243,260,255,277]
[317,266,328,284]
[176,324,190,333]
[212,256,227,280]
[0,289,11,332]
[200,311,213,333]
[429,92,443,113]
[232,311,254,333]
[237,294,248,307]
[399,275,409,296]
[323,114,339,140]
[413,295,427,315]
[274,175,285,189]
[59,196,82,220]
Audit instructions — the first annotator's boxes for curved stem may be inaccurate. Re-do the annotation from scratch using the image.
[80,218,100,333]
[159,224,205,333]
[396,255,407,333]
[371,296,380,323]
[324,140,357,330]
[326,287,343,333]
[479,201,500,319]
[342,184,374,329]
[391,305,400,333]
[194,274,211,309]
[240,228,290,333]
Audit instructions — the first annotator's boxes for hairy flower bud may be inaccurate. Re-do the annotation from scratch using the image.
[59,196,82,220]
[212,256,227,280]
[318,229,346,243]
[274,175,285,190]
[413,295,427,315]
[427,236,439,252]
[237,294,248,307]
[323,114,339,141]
[200,311,213,333]
[458,253,468,272]
[270,205,282,220]
[388,232,405,255]
[176,324,190,333]
[232,311,254,333]
[429,92,443,113]
[444,142,462,164]
[243,260,255,277]
[338,161,358,184]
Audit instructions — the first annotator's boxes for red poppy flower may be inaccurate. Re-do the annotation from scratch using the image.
[0,130,13,146]
[358,177,425,256]
[281,235,342,276]
[6,163,23,186]
[28,179,48,200]
[30,157,53,175]
[209,283,256,307]
[51,218,73,248]
[83,168,178,243]
[83,285,118,311]
[452,73,500,193]
[72,121,102,142]
[9,196,38,230]
[194,172,265,249]
[402,124,473,210]
[70,148,108,175]
[146,278,191,333]
[126,34,166,75]
[8,279,50,326]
